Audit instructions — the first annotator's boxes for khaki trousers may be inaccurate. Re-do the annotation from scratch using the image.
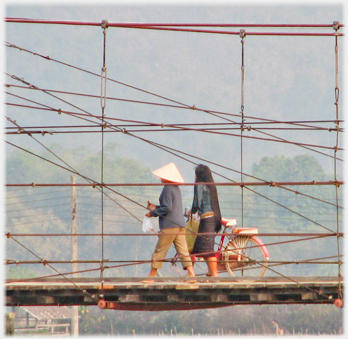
[151,227,192,269]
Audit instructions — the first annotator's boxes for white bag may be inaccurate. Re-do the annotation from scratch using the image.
[142,216,154,233]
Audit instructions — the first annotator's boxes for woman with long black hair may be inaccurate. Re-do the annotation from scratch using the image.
[191,164,222,276]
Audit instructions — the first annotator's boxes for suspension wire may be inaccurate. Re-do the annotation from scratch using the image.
[4,137,144,223]
[4,254,341,301]
[94,129,343,232]
[240,29,246,227]
[5,19,344,28]
[6,258,341,266]
[7,41,342,134]
[100,19,108,295]
[4,139,148,284]
[4,99,342,153]
[6,84,344,133]
[6,129,343,220]
[4,95,103,128]
[6,180,343,189]
[4,42,197,111]
[4,232,341,238]
[5,98,343,163]
[6,102,344,170]
[5,83,344,168]
[4,117,104,184]
[5,40,346,199]
[5,75,119,131]
[5,234,99,304]
[4,76,152,222]
[5,85,343,211]
[5,73,104,126]
[4,118,344,133]
[4,17,345,36]
[6,69,343,156]
[244,186,335,233]
[5,233,342,301]
[333,21,343,300]
[5,117,99,184]
[7,124,344,133]
[112,133,343,210]
[5,98,342,150]
[108,117,344,214]
[5,43,344,160]
[266,255,343,268]
[5,260,152,283]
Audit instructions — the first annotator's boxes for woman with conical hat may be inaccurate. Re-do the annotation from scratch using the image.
[144,163,195,282]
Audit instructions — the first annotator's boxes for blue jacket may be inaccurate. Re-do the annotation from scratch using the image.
[191,184,213,215]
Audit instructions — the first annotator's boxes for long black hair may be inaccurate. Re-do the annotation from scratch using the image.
[193,164,222,232]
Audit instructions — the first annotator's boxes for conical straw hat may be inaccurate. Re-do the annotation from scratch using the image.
[152,163,184,183]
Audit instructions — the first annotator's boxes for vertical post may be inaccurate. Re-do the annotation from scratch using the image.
[240,29,246,227]
[71,175,79,336]
[333,21,342,301]
[100,19,108,295]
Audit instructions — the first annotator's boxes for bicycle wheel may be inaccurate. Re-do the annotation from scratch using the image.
[223,236,268,277]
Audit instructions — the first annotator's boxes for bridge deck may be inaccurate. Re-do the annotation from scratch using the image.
[6,276,343,311]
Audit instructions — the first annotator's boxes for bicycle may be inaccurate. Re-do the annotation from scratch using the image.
[155,216,270,278]
[186,216,270,277]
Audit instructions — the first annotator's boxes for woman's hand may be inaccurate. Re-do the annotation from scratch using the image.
[184,207,191,217]
[145,211,152,218]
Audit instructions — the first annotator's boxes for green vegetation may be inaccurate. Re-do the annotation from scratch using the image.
[78,304,342,336]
